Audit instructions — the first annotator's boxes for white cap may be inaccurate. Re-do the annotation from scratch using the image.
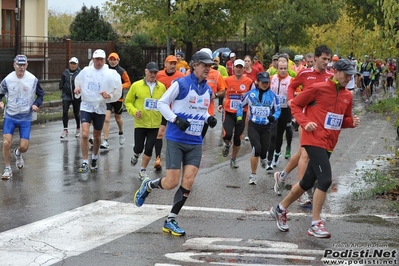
[200,48,212,58]
[230,52,236,58]
[234,59,245,66]
[69,57,79,64]
[92,49,106,59]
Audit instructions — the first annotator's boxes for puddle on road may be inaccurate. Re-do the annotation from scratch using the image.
[326,154,393,214]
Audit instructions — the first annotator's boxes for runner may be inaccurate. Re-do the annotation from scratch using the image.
[270,59,360,238]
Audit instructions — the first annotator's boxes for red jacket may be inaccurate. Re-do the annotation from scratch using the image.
[291,79,354,151]
[288,68,333,101]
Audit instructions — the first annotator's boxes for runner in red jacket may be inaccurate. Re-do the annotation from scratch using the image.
[270,59,360,238]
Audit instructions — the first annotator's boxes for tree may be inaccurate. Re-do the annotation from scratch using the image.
[69,5,118,41]
[48,10,74,38]
[104,0,249,59]
[245,0,341,54]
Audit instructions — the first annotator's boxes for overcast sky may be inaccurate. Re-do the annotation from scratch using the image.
[48,0,108,14]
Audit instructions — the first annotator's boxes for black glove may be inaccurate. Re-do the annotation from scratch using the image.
[207,116,217,128]
[267,115,275,123]
[175,116,191,131]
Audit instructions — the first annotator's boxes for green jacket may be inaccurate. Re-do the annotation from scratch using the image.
[125,78,166,128]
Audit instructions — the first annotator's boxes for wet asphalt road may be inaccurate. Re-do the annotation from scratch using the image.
[0,91,398,266]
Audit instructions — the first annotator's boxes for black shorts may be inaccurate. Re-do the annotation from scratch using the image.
[106,101,124,115]
[80,110,106,131]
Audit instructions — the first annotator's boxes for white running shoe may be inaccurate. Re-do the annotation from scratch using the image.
[249,173,257,185]
[75,129,81,138]
[14,149,24,169]
[119,135,125,145]
[2,167,12,180]
[100,140,109,149]
[60,130,68,138]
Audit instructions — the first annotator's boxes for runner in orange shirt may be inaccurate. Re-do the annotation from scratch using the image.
[219,59,255,168]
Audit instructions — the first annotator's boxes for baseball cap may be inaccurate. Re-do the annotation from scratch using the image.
[69,57,79,64]
[234,59,245,66]
[257,72,270,83]
[165,55,178,63]
[333,59,358,75]
[191,51,214,64]
[176,51,184,57]
[108,52,119,60]
[272,54,279,60]
[230,52,236,58]
[93,49,106,59]
[199,48,212,58]
[14,54,27,64]
[294,55,303,61]
[213,56,220,62]
[146,62,159,72]
[332,55,339,62]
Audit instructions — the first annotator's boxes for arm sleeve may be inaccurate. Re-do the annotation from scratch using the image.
[290,86,317,127]
[59,71,65,90]
[33,80,45,107]
[287,75,302,101]
[125,83,137,116]
[121,71,132,90]
[158,81,180,122]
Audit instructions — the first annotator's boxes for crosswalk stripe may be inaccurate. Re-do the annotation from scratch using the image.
[0,200,169,266]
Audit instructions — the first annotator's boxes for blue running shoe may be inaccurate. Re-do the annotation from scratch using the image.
[162,219,185,236]
[134,177,151,207]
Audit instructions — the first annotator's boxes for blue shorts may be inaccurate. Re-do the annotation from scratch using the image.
[3,116,32,140]
[80,110,106,131]
[165,139,202,169]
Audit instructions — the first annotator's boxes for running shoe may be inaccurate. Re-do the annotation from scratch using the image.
[131,154,139,167]
[273,171,284,196]
[60,129,68,138]
[249,173,257,185]
[298,193,312,206]
[75,129,81,138]
[139,169,149,180]
[272,152,281,167]
[100,140,109,149]
[266,161,273,171]
[2,167,12,180]
[230,158,239,168]
[91,158,98,172]
[14,149,24,169]
[89,135,94,145]
[222,144,231,157]
[269,206,289,232]
[134,177,151,207]
[119,135,125,145]
[78,162,89,173]
[244,136,249,141]
[162,219,186,236]
[260,159,267,169]
[154,156,162,171]
[307,221,331,238]
[285,147,291,159]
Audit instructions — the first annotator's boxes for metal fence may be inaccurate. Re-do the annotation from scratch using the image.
[0,35,255,82]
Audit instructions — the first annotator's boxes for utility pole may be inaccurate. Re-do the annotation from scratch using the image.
[166,0,171,55]
[14,0,21,55]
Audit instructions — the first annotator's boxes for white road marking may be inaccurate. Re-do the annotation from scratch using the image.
[0,200,396,265]
[0,200,169,266]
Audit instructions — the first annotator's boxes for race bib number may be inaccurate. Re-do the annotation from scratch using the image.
[324,112,343,130]
[387,73,393,77]
[185,119,204,136]
[252,106,270,118]
[144,98,158,110]
[228,94,242,110]
[363,71,370,77]
[277,95,287,108]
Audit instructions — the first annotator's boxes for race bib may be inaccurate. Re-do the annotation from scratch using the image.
[324,112,343,130]
[252,106,270,119]
[229,94,242,110]
[387,73,393,77]
[185,119,204,136]
[277,95,288,108]
[363,71,370,77]
[144,98,158,110]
